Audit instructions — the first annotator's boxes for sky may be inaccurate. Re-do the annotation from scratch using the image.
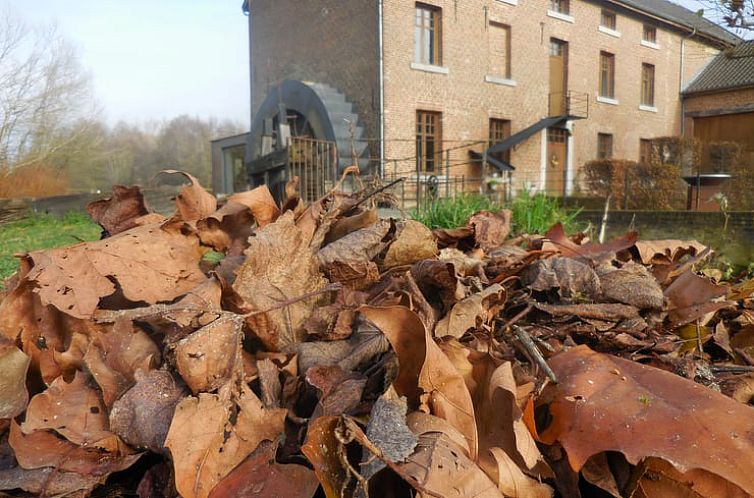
[4,0,251,127]
[0,0,729,130]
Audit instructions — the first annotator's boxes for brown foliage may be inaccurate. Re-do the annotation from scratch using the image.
[0,164,69,199]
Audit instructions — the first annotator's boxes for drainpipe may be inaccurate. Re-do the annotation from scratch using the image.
[679,26,697,136]
[378,0,385,179]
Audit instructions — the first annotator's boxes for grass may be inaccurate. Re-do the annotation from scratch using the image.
[412,192,581,235]
[0,212,101,284]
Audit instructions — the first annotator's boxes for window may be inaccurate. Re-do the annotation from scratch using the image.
[641,63,655,106]
[643,25,657,43]
[416,111,442,173]
[415,3,442,66]
[599,51,615,98]
[601,10,616,30]
[489,22,512,79]
[639,139,652,163]
[598,133,613,159]
[489,118,512,165]
[550,0,570,14]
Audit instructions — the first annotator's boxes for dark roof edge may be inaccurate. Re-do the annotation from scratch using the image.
[603,0,740,48]
[683,82,754,96]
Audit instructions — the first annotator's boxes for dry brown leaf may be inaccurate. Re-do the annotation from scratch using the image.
[227,184,280,227]
[435,284,506,339]
[634,239,707,265]
[0,337,30,419]
[86,185,150,236]
[208,440,320,498]
[411,259,465,311]
[0,466,104,498]
[633,458,750,498]
[383,220,438,268]
[23,371,112,447]
[397,431,503,498]
[323,260,380,290]
[665,271,732,327]
[160,170,217,221]
[164,381,286,498]
[317,220,391,267]
[175,316,242,394]
[469,210,512,251]
[301,416,349,498]
[9,421,139,476]
[479,447,553,498]
[24,223,206,319]
[196,201,254,253]
[538,345,754,495]
[233,211,328,351]
[109,369,187,452]
[543,223,637,261]
[534,302,640,321]
[360,306,478,460]
[306,364,366,419]
[523,257,601,300]
[325,208,378,244]
[598,262,664,309]
[84,317,161,406]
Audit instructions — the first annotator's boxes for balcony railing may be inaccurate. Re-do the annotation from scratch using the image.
[549,91,589,119]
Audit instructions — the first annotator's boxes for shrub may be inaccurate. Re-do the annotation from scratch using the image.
[0,164,69,199]
[583,159,686,210]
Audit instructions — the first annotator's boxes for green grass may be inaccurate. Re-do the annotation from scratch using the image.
[0,212,101,284]
[412,192,581,235]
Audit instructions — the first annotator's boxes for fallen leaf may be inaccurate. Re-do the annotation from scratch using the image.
[633,457,749,498]
[23,371,112,447]
[227,184,280,227]
[538,345,754,495]
[86,185,150,236]
[598,262,664,309]
[233,211,329,351]
[160,170,217,221]
[383,220,438,268]
[325,208,378,244]
[665,271,732,327]
[164,381,286,498]
[360,306,478,460]
[306,364,366,419]
[175,316,243,394]
[469,210,512,251]
[302,416,349,498]
[360,392,418,480]
[534,302,640,321]
[634,240,707,266]
[209,440,320,498]
[523,257,601,300]
[317,220,391,267]
[479,447,553,498]
[24,223,206,319]
[435,284,506,339]
[397,430,502,498]
[411,259,465,311]
[0,337,30,419]
[0,466,104,498]
[543,224,637,261]
[109,369,187,452]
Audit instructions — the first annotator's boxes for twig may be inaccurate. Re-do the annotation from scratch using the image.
[497,303,533,332]
[243,283,342,318]
[351,177,405,210]
[512,325,558,384]
[710,364,754,374]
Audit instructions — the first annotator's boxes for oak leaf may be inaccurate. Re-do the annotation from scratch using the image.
[86,185,150,236]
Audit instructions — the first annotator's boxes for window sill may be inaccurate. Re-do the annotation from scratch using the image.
[641,40,660,50]
[495,0,518,5]
[485,75,517,87]
[598,25,621,38]
[596,96,619,105]
[639,104,658,113]
[410,62,449,75]
[547,10,575,23]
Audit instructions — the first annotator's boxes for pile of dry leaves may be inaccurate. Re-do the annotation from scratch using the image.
[1,169,754,498]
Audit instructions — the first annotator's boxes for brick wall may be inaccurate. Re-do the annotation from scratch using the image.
[381,0,720,191]
[249,0,380,147]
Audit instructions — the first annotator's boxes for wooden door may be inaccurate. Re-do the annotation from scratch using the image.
[547,127,568,195]
[549,39,568,116]
[694,113,754,170]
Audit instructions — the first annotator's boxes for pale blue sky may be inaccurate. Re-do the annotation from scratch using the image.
[4,0,250,127]
[1,1,728,129]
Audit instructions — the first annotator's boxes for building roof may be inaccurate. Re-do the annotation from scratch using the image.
[683,41,754,94]
[609,0,740,46]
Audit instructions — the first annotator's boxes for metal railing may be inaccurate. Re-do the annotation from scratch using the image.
[287,137,337,203]
[548,91,590,119]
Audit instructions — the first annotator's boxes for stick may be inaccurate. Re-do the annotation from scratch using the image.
[512,325,558,384]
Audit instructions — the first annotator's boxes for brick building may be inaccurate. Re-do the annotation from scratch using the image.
[216,0,738,197]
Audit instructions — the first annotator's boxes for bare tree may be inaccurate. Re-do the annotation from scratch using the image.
[698,0,754,34]
[0,9,96,171]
